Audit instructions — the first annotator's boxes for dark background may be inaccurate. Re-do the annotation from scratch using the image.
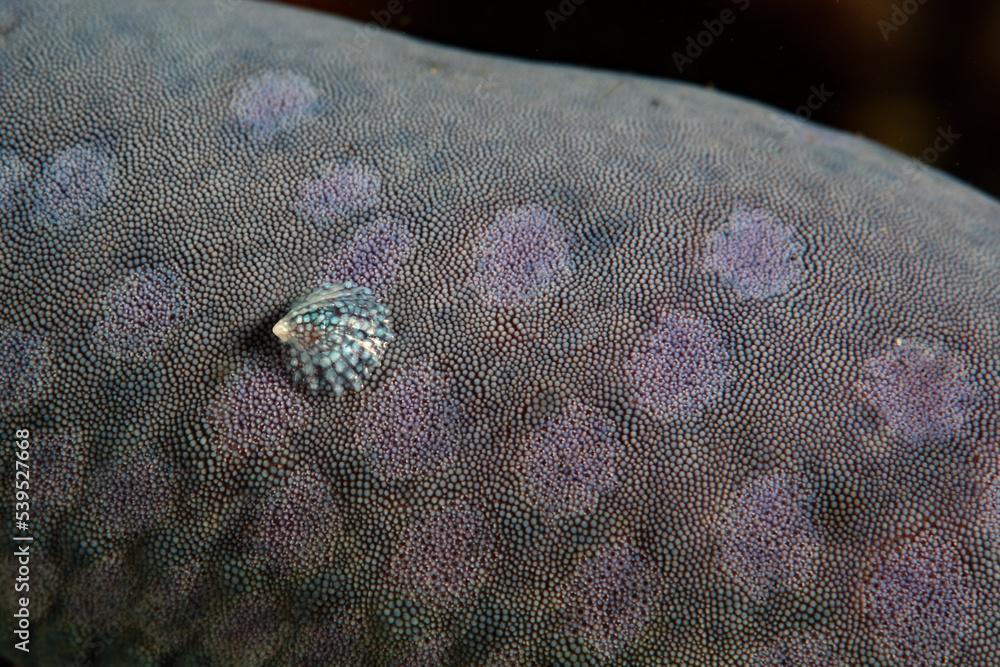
[278,0,1000,200]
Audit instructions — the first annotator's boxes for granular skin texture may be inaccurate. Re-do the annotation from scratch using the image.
[0,1,997,665]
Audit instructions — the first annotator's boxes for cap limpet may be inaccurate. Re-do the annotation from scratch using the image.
[273,281,394,395]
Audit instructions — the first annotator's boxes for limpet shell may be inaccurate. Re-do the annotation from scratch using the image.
[273,281,394,395]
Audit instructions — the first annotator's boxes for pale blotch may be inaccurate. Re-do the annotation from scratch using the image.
[858,338,973,443]
[65,557,134,633]
[293,613,365,666]
[206,359,311,462]
[523,400,619,518]
[705,208,804,300]
[93,265,188,361]
[0,148,27,213]
[231,69,319,140]
[32,143,116,227]
[864,534,975,666]
[32,430,87,528]
[205,599,290,667]
[324,218,413,297]
[563,542,658,658]
[139,560,204,634]
[250,468,341,573]
[355,361,460,481]
[472,204,572,306]
[0,328,52,414]
[717,472,820,601]
[391,503,494,609]
[89,450,173,540]
[294,161,381,225]
[626,310,728,422]
[749,633,840,667]
[988,478,1000,540]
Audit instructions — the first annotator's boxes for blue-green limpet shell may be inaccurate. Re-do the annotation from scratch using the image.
[272,281,394,395]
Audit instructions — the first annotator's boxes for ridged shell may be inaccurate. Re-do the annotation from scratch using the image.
[272,281,394,395]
